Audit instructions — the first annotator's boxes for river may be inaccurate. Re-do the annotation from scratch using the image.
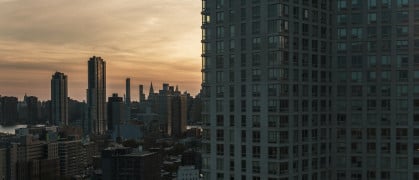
[0,125,27,134]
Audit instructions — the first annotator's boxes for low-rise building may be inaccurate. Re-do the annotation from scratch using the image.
[177,165,200,180]
[101,147,161,180]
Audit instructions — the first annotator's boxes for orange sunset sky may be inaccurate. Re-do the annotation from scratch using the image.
[0,0,202,101]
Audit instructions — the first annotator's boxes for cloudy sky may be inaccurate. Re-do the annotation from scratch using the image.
[0,0,202,101]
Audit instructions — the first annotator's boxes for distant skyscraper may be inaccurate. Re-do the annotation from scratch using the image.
[171,93,187,138]
[147,82,156,101]
[86,56,106,135]
[0,96,18,125]
[107,93,124,133]
[149,82,154,97]
[51,72,68,126]
[24,95,40,125]
[139,84,145,102]
[125,78,131,123]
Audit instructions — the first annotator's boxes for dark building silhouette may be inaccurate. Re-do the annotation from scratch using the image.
[181,150,202,170]
[171,93,187,137]
[86,56,106,135]
[68,98,85,128]
[101,147,161,180]
[40,101,51,125]
[188,92,202,125]
[146,83,189,137]
[51,72,68,126]
[24,95,40,125]
[139,84,145,102]
[148,82,154,98]
[0,96,18,125]
[125,78,131,123]
[107,93,124,133]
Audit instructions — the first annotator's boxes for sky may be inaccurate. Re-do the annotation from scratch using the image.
[0,0,202,101]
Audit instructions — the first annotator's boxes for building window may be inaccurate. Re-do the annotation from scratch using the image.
[397,0,409,7]
[216,11,224,23]
[368,13,377,24]
[337,0,347,10]
[252,6,260,19]
[337,28,346,39]
[368,0,377,9]
[396,40,408,49]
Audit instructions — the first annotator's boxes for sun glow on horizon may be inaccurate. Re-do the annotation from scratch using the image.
[0,0,202,101]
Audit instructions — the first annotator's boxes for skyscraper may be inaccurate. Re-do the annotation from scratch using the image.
[86,56,106,135]
[203,1,419,180]
[24,95,40,125]
[51,72,68,126]
[107,93,124,134]
[139,84,146,102]
[201,0,333,179]
[171,92,187,138]
[125,78,131,123]
[149,82,155,98]
[0,96,18,125]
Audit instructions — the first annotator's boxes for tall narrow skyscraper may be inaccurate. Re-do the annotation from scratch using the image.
[86,56,106,135]
[51,72,68,126]
[125,78,131,123]
[149,82,154,96]
[139,84,145,102]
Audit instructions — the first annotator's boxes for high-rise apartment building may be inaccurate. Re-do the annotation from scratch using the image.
[86,56,107,135]
[202,0,334,179]
[333,0,419,179]
[51,72,68,126]
[203,0,419,180]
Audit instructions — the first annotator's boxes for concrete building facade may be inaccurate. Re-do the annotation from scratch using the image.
[333,0,419,179]
[86,56,107,135]
[202,0,419,180]
[51,72,68,126]
[201,0,333,179]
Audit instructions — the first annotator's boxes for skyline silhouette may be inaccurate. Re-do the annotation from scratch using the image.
[0,0,201,100]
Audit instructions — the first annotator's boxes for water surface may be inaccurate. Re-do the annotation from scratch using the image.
[0,125,27,134]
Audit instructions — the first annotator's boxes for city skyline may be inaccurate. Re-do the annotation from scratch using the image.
[0,0,201,100]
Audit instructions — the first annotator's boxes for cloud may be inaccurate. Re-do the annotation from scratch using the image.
[0,0,202,100]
